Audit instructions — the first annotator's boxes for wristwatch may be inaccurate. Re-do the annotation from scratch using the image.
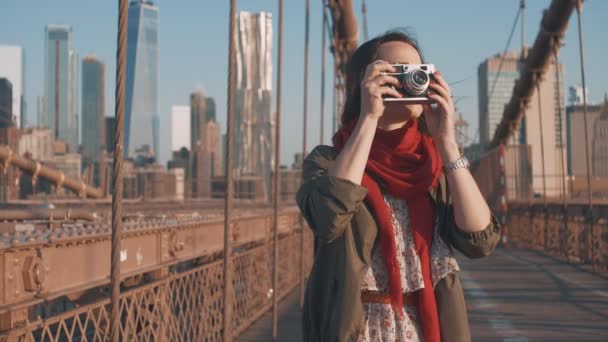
[443,156,469,174]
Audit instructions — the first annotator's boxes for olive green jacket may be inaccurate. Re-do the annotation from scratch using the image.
[296,145,501,342]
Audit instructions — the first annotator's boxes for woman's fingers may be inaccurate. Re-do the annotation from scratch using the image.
[363,60,396,81]
[428,82,450,102]
[377,85,403,99]
[371,74,401,88]
[428,93,450,112]
[433,71,451,93]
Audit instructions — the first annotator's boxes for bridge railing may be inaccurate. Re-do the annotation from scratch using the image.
[506,201,607,274]
[0,208,313,341]
[472,145,607,274]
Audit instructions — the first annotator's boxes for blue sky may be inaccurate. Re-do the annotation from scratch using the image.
[1,0,607,166]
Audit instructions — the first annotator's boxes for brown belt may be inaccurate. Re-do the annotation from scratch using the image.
[361,290,418,307]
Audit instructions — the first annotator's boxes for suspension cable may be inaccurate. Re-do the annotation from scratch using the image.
[320,0,327,144]
[552,39,570,259]
[535,78,547,204]
[487,5,522,109]
[110,0,128,341]
[222,0,237,340]
[553,45,567,203]
[272,0,284,338]
[300,0,310,308]
[575,1,593,217]
[575,0,595,269]
[362,0,369,41]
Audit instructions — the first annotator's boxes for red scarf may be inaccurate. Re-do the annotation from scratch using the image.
[332,119,443,342]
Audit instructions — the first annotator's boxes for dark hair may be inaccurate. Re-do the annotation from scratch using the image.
[340,29,425,126]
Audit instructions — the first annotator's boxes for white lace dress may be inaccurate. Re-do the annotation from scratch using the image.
[358,193,460,342]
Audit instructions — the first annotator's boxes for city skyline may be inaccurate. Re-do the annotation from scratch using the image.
[1,0,607,166]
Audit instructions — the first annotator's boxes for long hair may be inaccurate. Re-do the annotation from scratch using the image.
[340,29,427,129]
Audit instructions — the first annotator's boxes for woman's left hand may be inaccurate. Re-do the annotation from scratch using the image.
[423,71,457,147]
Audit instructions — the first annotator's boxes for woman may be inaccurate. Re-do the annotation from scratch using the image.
[296,30,501,342]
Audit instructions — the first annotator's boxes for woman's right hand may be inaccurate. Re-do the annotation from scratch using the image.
[360,60,402,120]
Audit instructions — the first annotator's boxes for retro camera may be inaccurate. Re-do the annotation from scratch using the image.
[382,64,436,103]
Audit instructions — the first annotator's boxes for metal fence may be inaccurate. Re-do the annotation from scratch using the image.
[506,202,607,274]
[0,223,313,341]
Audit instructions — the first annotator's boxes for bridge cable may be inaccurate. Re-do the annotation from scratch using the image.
[300,0,310,308]
[110,0,128,341]
[535,79,547,205]
[223,0,237,340]
[272,0,284,338]
[574,0,595,269]
[487,5,521,113]
[552,38,570,256]
[362,0,369,42]
[320,0,327,144]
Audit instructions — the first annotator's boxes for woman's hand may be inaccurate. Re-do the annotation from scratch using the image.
[360,60,402,121]
[423,71,457,148]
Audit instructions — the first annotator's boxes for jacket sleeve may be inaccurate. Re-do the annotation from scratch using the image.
[437,175,502,258]
[445,205,501,258]
[296,146,368,243]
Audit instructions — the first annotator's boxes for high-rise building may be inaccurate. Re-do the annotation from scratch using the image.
[0,78,12,128]
[478,50,566,197]
[567,97,608,178]
[190,91,206,150]
[41,25,79,152]
[81,55,106,164]
[206,97,216,122]
[205,120,222,178]
[0,46,25,128]
[171,105,190,152]
[125,0,160,159]
[234,11,274,200]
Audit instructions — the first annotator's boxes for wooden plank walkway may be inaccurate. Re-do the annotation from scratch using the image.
[238,247,608,341]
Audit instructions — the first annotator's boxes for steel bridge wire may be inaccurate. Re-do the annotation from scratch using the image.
[574,0,595,270]
[300,0,310,308]
[272,0,284,338]
[110,0,128,341]
[223,0,237,340]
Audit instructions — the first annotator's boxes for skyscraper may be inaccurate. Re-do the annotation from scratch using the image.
[0,78,12,128]
[205,97,216,122]
[171,105,190,152]
[41,25,79,152]
[478,50,566,197]
[234,11,274,200]
[190,91,206,150]
[0,46,25,128]
[81,55,105,164]
[125,0,159,159]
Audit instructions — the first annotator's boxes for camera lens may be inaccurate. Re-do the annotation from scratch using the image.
[403,68,430,96]
[412,70,428,86]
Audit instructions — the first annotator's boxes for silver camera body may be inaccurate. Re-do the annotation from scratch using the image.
[382,63,436,103]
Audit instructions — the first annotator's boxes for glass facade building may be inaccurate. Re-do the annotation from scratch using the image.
[125,0,159,159]
[81,55,105,164]
[234,11,274,200]
[42,25,79,152]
